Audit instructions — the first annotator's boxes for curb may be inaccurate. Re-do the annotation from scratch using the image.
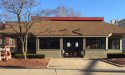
[47,59,52,68]
[102,60,125,67]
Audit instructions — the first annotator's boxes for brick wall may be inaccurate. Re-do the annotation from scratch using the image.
[5,37,9,45]
[36,49,62,58]
[84,49,107,59]
[107,49,122,54]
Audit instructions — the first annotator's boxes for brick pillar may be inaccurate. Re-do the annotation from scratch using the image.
[60,37,63,56]
[120,37,122,50]
[36,37,39,50]
[106,37,108,50]
[83,38,86,57]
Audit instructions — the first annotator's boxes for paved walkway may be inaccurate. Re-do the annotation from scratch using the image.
[0,58,125,75]
[48,58,125,75]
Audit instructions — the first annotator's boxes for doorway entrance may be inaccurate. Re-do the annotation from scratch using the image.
[63,38,83,57]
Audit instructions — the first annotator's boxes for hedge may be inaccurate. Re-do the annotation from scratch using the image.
[107,53,125,58]
[15,54,45,59]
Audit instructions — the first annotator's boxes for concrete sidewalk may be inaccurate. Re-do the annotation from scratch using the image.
[0,69,56,75]
[0,58,125,75]
[48,58,125,75]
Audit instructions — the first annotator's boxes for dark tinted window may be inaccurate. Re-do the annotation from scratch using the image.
[39,38,60,49]
[86,38,106,49]
[108,38,120,49]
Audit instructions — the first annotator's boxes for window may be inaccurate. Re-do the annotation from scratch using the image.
[86,38,106,49]
[0,39,2,45]
[39,38,60,49]
[50,40,60,49]
[108,38,120,49]
[9,38,14,44]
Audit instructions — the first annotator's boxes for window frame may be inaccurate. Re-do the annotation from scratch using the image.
[9,38,14,44]
[86,38,106,49]
[39,37,60,49]
[108,38,120,49]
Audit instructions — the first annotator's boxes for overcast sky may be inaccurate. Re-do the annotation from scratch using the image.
[35,0,125,23]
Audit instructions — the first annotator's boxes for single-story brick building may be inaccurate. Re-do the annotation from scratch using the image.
[0,17,125,59]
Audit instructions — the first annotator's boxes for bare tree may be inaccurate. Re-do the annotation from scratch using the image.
[37,6,81,17]
[54,6,81,17]
[0,0,39,59]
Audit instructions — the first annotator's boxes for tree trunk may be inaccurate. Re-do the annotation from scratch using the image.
[21,40,27,59]
[25,35,28,58]
[23,52,27,59]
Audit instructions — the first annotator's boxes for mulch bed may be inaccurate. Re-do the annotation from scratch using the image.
[0,59,50,69]
[103,58,125,67]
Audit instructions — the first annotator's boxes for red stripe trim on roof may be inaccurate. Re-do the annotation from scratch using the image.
[31,17,104,21]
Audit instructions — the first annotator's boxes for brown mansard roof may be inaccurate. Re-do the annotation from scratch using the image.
[32,21,125,36]
[1,20,125,36]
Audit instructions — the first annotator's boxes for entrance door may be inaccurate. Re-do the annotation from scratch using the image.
[63,38,83,57]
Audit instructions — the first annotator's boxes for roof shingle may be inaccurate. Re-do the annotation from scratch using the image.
[1,21,125,36]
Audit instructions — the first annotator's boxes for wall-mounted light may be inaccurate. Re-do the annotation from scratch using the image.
[75,42,78,47]
[67,42,71,47]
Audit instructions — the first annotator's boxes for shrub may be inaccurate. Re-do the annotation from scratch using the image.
[107,53,125,58]
[15,54,45,59]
